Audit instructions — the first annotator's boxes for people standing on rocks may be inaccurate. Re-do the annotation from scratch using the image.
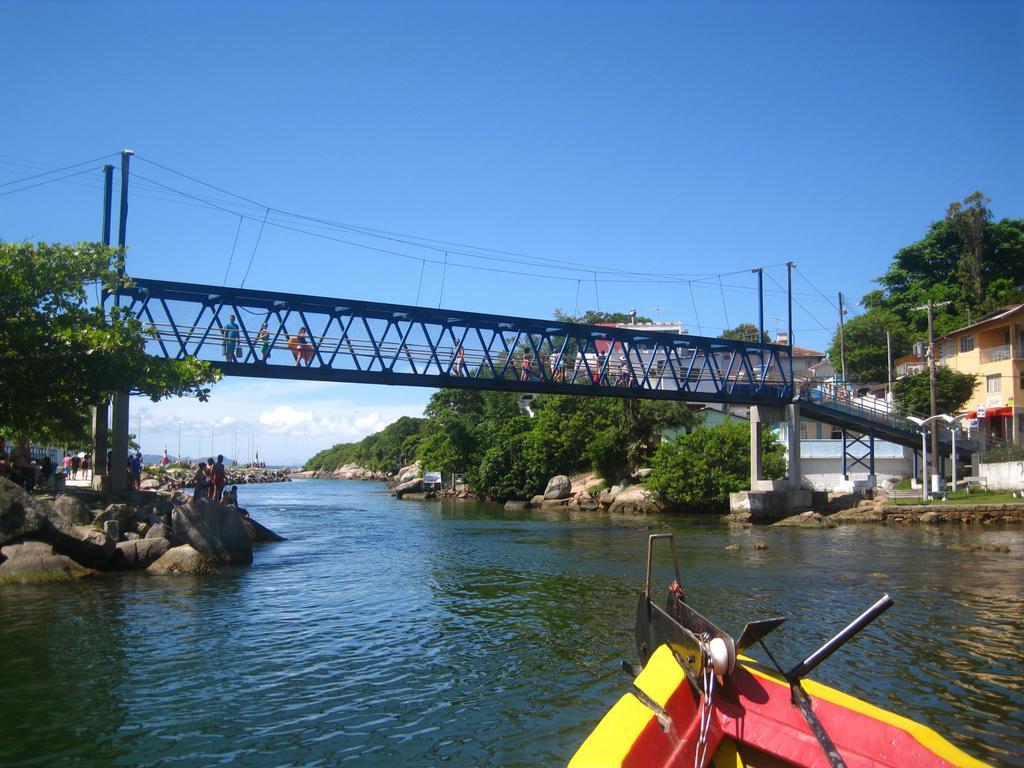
[223,314,240,362]
[129,452,143,490]
[13,439,35,491]
[212,455,227,503]
[191,461,210,500]
[222,485,239,507]
[204,458,215,499]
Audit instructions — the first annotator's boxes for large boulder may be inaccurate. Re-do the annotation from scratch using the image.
[148,544,218,575]
[170,499,252,565]
[0,477,49,546]
[94,503,132,530]
[543,475,572,500]
[145,523,170,541]
[112,538,171,570]
[51,525,116,569]
[0,541,97,583]
[396,462,421,483]
[608,486,661,515]
[394,477,423,498]
[772,511,836,528]
[239,514,286,544]
[50,495,91,527]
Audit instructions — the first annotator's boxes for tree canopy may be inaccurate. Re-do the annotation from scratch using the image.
[830,193,1024,383]
[720,322,770,343]
[0,242,220,444]
[306,387,698,501]
[890,368,977,417]
[646,422,785,510]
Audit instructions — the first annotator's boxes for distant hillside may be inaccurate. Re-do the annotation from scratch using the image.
[304,417,426,474]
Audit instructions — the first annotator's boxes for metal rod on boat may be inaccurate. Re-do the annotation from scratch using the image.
[786,594,893,681]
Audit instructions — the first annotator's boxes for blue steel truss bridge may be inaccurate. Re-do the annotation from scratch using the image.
[108,278,971,460]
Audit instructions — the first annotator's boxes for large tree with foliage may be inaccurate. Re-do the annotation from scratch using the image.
[646,422,786,510]
[720,323,769,343]
[891,367,977,417]
[831,193,1024,382]
[0,242,220,444]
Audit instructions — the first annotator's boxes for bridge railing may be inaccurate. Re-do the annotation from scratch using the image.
[107,278,796,404]
[796,381,970,448]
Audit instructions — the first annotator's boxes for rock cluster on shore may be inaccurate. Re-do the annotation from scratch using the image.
[148,465,291,492]
[310,463,391,481]
[502,474,664,515]
[0,477,284,584]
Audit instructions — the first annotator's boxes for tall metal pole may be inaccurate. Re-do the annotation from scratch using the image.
[91,164,114,489]
[886,331,893,401]
[786,262,795,387]
[110,149,134,495]
[838,292,847,385]
[752,268,764,342]
[927,300,939,487]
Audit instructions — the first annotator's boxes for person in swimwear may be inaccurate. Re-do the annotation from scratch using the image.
[287,328,315,366]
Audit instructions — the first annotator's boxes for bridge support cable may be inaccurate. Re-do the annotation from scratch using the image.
[107,278,795,405]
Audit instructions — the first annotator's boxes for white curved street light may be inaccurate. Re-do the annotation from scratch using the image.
[907,414,947,502]
[941,414,969,493]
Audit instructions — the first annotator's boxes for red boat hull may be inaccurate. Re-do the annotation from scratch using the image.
[570,645,989,768]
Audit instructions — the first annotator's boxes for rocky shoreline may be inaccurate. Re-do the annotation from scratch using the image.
[301,461,1024,528]
[144,465,291,492]
[0,477,284,584]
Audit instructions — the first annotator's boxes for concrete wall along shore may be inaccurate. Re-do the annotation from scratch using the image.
[980,460,1024,492]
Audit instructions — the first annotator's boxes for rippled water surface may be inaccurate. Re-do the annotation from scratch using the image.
[2,479,1022,766]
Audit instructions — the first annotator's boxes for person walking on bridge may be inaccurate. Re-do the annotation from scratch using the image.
[223,315,240,362]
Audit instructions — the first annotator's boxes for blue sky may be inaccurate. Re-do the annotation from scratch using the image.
[2,1,1021,464]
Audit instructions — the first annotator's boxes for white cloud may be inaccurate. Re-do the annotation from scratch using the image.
[130,379,428,465]
[259,405,315,433]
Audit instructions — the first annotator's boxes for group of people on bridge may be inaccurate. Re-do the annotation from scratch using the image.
[221,315,315,367]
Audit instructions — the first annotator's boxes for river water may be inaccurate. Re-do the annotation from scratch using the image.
[1,479,1022,767]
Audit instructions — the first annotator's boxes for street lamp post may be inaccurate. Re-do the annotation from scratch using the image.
[908,414,947,502]
[942,414,968,493]
[912,299,951,487]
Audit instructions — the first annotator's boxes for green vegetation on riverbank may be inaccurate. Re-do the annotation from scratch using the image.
[305,388,784,507]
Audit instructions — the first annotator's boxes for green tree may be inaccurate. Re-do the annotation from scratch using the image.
[646,422,786,510]
[946,191,991,303]
[826,308,913,383]
[891,367,978,416]
[553,309,653,325]
[720,322,769,343]
[835,195,1023,383]
[0,242,220,444]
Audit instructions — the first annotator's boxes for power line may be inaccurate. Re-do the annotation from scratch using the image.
[0,152,117,189]
[0,167,98,198]
[222,216,244,286]
[240,207,270,287]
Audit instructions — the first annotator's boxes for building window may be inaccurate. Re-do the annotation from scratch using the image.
[1020,370,1024,391]
[960,335,975,353]
[986,374,1001,393]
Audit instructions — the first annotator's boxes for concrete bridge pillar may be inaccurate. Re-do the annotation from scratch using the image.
[110,392,129,496]
[787,403,802,490]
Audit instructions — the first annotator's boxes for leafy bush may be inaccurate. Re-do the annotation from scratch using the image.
[646,422,786,510]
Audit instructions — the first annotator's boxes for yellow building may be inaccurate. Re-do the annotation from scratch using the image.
[935,304,1024,444]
